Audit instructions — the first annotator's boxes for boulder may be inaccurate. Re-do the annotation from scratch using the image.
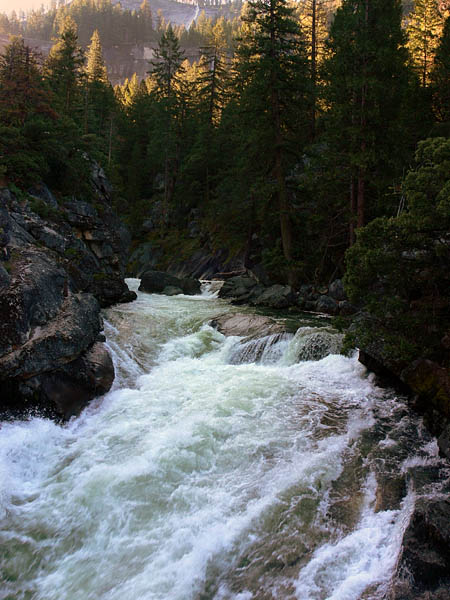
[316,294,339,315]
[39,342,114,419]
[181,277,201,295]
[328,278,347,301]
[393,497,450,597]
[338,300,358,316]
[163,285,183,296]
[0,174,134,419]
[252,284,295,309]
[210,312,287,338]
[219,276,257,299]
[139,270,200,296]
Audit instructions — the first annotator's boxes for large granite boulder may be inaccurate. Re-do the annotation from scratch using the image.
[210,313,287,338]
[252,284,295,309]
[139,270,200,295]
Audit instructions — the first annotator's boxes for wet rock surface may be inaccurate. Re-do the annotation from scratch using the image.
[209,312,288,338]
[138,269,200,295]
[391,496,450,600]
[0,170,134,419]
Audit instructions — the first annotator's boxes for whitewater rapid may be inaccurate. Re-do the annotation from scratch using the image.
[0,280,447,599]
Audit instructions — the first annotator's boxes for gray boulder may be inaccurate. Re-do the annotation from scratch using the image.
[316,295,339,315]
[218,276,257,299]
[252,284,295,309]
[328,279,347,301]
[210,312,287,338]
[163,285,184,296]
[139,270,200,296]
[181,277,201,295]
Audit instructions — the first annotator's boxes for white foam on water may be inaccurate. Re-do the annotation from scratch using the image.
[294,477,415,600]
[0,290,433,600]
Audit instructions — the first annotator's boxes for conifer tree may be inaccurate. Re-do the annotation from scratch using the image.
[234,0,311,284]
[295,0,329,137]
[430,16,450,121]
[44,15,85,114]
[407,0,443,86]
[86,28,108,84]
[323,0,411,243]
[149,25,187,223]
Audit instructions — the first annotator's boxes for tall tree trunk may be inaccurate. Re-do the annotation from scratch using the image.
[349,176,356,245]
[311,0,317,139]
[269,0,295,286]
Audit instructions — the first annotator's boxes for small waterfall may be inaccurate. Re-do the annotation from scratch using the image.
[200,280,223,298]
[282,326,344,364]
[228,326,343,366]
[228,332,293,365]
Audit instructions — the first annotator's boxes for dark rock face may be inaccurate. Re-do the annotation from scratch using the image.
[316,294,339,315]
[139,270,200,296]
[392,498,450,599]
[252,284,295,309]
[0,172,134,419]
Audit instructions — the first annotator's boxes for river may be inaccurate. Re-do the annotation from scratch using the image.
[0,280,447,599]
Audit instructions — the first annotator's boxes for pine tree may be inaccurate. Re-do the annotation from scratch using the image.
[295,0,329,137]
[86,28,108,84]
[150,24,185,98]
[430,16,450,122]
[407,0,444,87]
[234,0,311,285]
[149,25,187,223]
[323,0,411,243]
[44,15,85,114]
[83,28,115,151]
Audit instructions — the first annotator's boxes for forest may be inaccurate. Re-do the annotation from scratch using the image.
[0,0,449,369]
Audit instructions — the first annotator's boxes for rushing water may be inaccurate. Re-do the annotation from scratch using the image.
[0,280,448,600]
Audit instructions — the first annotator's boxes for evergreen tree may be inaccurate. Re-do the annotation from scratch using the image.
[44,15,85,115]
[233,0,311,284]
[295,0,329,137]
[86,28,108,84]
[323,0,411,243]
[149,25,187,222]
[430,16,450,122]
[407,0,443,87]
[83,29,115,155]
[0,37,55,183]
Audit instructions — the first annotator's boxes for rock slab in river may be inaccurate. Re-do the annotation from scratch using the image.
[210,312,288,338]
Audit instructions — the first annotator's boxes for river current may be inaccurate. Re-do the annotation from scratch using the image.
[0,280,448,600]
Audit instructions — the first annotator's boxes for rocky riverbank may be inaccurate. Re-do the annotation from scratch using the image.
[0,166,136,420]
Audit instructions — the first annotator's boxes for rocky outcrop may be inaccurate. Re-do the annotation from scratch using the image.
[0,170,135,419]
[138,269,201,295]
[217,275,355,315]
[391,497,450,599]
[210,313,288,338]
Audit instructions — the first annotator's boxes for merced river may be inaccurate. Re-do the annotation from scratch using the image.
[0,279,447,600]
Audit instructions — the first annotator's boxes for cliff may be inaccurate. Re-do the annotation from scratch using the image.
[0,164,136,420]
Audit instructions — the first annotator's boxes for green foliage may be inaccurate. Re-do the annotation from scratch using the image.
[344,137,450,365]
